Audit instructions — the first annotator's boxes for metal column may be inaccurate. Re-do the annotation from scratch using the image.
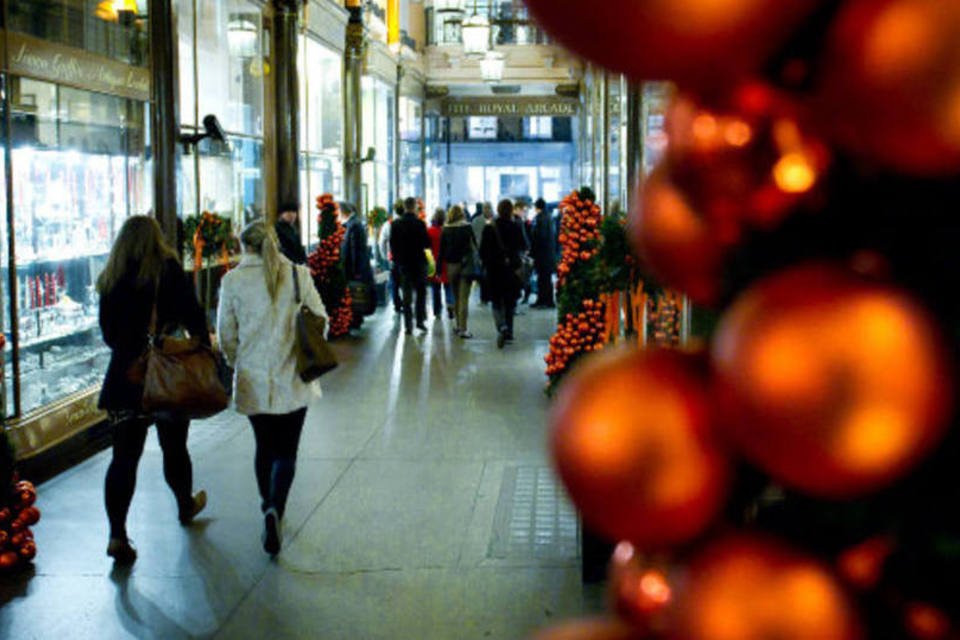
[343,6,365,208]
[148,0,180,246]
[273,0,303,213]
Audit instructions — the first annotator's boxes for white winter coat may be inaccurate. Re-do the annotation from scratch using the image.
[217,253,328,416]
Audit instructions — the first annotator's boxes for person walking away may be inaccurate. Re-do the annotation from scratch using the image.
[390,197,431,334]
[481,200,525,349]
[378,204,404,314]
[472,203,494,305]
[217,221,328,556]
[531,198,557,308]
[439,205,478,338]
[97,216,209,564]
[275,202,307,265]
[427,208,453,319]
[513,198,534,305]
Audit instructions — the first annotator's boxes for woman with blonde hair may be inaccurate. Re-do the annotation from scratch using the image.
[438,204,479,338]
[217,220,328,556]
[98,215,209,564]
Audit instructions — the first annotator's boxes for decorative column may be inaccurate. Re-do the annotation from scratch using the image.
[344,2,365,208]
[148,0,180,245]
[395,65,403,201]
[625,81,643,210]
[273,0,303,214]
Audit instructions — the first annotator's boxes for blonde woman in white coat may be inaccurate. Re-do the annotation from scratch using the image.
[217,221,328,556]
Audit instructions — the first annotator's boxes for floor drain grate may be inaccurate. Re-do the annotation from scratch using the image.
[488,466,579,561]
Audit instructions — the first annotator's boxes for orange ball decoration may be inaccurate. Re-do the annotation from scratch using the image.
[549,348,729,550]
[836,535,895,590]
[521,0,823,89]
[814,0,960,174]
[676,536,862,640]
[630,88,828,307]
[904,602,952,640]
[608,542,674,633]
[712,263,953,497]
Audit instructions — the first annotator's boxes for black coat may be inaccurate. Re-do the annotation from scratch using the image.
[438,223,476,265]
[389,213,431,275]
[531,210,557,271]
[98,258,209,411]
[276,221,307,265]
[341,216,373,283]
[481,218,526,301]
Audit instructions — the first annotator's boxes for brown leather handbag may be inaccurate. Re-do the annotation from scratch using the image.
[132,293,229,419]
[292,266,338,382]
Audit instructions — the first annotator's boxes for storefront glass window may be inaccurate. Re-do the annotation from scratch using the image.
[299,35,344,243]
[362,76,395,212]
[6,77,149,416]
[399,96,422,205]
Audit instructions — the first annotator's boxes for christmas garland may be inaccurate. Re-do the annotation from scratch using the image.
[307,194,353,338]
[183,211,233,278]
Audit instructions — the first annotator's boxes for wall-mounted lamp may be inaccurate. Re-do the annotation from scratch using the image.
[349,147,378,166]
[179,115,227,154]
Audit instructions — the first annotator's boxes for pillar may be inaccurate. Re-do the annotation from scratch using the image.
[273,0,303,214]
[344,3,365,208]
[148,0,180,246]
[625,81,643,210]
[394,65,403,200]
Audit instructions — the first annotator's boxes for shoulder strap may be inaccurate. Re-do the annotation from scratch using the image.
[147,278,159,338]
[292,264,302,305]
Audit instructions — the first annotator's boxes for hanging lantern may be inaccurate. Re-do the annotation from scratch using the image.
[480,51,506,84]
[94,0,138,22]
[227,18,259,58]
[462,12,491,58]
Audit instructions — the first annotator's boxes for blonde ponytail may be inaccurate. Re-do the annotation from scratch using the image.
[240,221,285,303]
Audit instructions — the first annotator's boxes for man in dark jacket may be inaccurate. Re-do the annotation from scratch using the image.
[340,201,373,284]
[531,198,556,308]
[275,202,307,265]
[389,197,431,334]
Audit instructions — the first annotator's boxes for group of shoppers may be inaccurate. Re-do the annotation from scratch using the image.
[98,215,327,564]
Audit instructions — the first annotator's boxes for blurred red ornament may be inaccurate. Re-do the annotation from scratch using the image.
[17,540,35,561]
[532,618,641,640]
[521,0,822,89]
[608,542,674,632]
[815,0,960,174]
[836,535,895,590]
[18,506,40,526]
[630,88,828,306]
[0,551,17,570]
[712,263,953,497]
[904,602,951,640]
[549,348,729,550]
[676,536,862,640]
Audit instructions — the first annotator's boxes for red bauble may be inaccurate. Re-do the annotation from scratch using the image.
[549,348,729,550]
[815,0,960,174]
[836,536,895,590]
[18,506,40,526]
[0,550,18,570]
[0,507,10,523]
[522,0,821,89]
[904,602,951,640]
[676,536,862,640]
[712,263,953,497]
[532,618,641,640]
[608,542,674,632]
[0,530,8,548]
[17,540,35,561]
[629,88,827,306]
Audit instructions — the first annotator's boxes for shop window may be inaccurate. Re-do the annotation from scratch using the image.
[524,116,553,141]
[468,117,497,141]
[6,77,149,416]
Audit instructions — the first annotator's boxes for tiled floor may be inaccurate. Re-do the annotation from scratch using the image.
[0,300,604,639]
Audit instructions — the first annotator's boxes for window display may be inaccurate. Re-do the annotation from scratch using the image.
[5,77,149,417]
[399,96,423,204]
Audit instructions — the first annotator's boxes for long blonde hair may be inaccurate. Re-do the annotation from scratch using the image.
[97,215,178,294]
[446,204,465,225]
[240,220,284,302]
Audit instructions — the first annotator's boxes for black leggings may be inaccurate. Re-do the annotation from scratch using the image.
[250,408,307,519]
[104,414,193,540]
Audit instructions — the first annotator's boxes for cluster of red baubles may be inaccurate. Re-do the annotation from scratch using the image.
[328,291,353,339]
[524,0,960,638]
[556,193,602,285]
[646,291,682,348]
[0,478,39,571]
[544,299,606,379]
[307,196,346,281]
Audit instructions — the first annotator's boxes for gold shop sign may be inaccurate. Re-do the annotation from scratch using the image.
[6,33,151,101]
[442,97,578,118]
[6,387,105,460]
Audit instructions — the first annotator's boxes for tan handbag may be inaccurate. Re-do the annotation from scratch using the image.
[132,289,229,419]
[292,266,338,382]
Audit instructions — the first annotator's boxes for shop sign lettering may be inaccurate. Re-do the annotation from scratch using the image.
[7,33,150,100]
[443,99,578,117]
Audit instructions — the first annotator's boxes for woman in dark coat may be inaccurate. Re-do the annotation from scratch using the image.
[98,215,209,564]
[481,199,526,349]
